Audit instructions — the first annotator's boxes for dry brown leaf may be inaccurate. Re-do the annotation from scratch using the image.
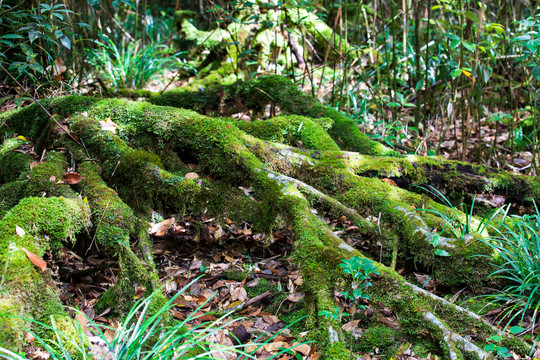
[381,178,398,187]
[247,278,260,287]
[64,172,83,185]
[263,341,289,352]
[29,161,43,170]
[49,175,56,182]
[231,286,248,302]
[21,248,46,272]
[262,315,279,325]
[286,292,304,303]
[52,58,66,81]
[292,343,311,355]
[185,172,199,180]
[149,218,175,237]
[341,319,361,332]
[77,312,88,328]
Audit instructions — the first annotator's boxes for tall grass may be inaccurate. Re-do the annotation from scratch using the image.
[0,279,307,360]
[481,203,540,330]
[87,33,181,89]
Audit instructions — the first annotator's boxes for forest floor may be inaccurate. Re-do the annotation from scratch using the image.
[22,210,526,360]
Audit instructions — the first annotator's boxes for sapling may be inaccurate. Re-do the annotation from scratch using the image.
[319,256,379,359]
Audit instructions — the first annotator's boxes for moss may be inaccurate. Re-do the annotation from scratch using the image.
[150,76,400,156]
[226,270,250,282]
[0,181,26,218]
[231,115,340,151]
[325,341,351,360]
[0,138,34,183]
[280,304,307,332]
[78,161,133,249]
[25,151,74,199]
[0,196,90,351]
[354,326,399,354]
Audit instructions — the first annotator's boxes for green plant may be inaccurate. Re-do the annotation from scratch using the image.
[0,2,86,82]
[87,33,185,89]
[318,256,378,359]
[0,279,306,359]
[415,185,508,250]
[484,327,525,358]
[481,203,540,338]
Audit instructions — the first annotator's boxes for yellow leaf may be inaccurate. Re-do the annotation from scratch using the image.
[83,196,88,204]
[462,69,473,79]
[17,135,27,141]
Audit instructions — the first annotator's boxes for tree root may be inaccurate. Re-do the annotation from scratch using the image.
[0,80,535,357]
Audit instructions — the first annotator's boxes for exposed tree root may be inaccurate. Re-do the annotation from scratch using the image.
[0,78,536,357]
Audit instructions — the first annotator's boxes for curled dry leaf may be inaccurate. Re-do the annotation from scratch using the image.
[63,172,83,185]
[149,218,175,237]
[21,248,47,272]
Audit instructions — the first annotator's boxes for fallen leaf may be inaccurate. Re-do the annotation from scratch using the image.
[292,343,311,355]
[100,116,118,133]
[21,248,47,272]
[231,286,248,302]
[185,172,199,180]
[381,178,398,187]
[149,218,175,237]
[29,161,43,170]
[64,172,82,185]
[77,312,88,328]
[238,186,254,197]
[15,226,25,237]
[341,319,361,332]
[286,292,304,302]
[52,58,67,81]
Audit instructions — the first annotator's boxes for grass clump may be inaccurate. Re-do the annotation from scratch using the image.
[0,278,308,359]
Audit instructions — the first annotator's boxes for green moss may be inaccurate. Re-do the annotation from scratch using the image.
[0,181,26,218]
[150,76,399,156]
[280,304,307,332]
[0,138,33,183]
[246,278,274,298]
[226,270,250,282]
[354,326,398,354]
[25,151,74,199]
[78,162,133,249]
[0,196,90,351]
[231,115,340,151]
[325,341,350,360]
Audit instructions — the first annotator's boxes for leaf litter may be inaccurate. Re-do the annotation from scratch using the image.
[32,211,533,359]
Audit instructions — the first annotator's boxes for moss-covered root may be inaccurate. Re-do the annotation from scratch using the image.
[149,75,399,156]
[227,115,341,152]
[0,196,90,351]
[272,182,525,359]
[77,162,162,313]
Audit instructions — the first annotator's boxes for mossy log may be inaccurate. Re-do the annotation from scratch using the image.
[0,76,537,358]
